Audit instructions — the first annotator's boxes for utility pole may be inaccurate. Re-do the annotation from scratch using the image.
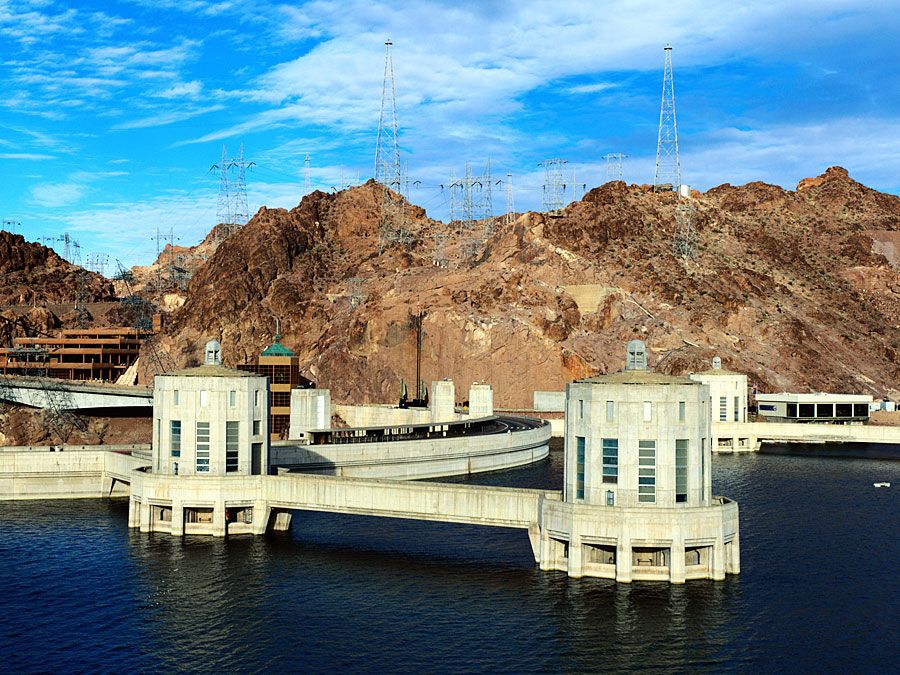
[654,45,681,193]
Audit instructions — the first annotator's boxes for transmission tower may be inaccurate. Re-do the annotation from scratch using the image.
[2,219,20,234]
[605,153,627,182]
[672,202,697,259]
[304,154,311,192]
[210,144,255,245]
[374,39,413,253]
[505,173,515,226]
[432,233,449,268]
[347,277,366,309]
[570,168,586,201]
[654,45,681,193]
[540,159,568,211]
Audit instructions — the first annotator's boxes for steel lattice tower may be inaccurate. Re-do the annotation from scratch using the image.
[211,144,255,244]
[605,153,627,182]
[540,159,568,211]
[505,172,515,226]
[654,45,680,192]
[213,145,232,226]
[230,143,253,227]
[304,154,311,192]
[672,202,697,259]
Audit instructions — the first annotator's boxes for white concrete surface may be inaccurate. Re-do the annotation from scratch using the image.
[289,388,331,439]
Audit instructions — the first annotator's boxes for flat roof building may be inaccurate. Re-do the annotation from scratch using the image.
[756,392,872,424]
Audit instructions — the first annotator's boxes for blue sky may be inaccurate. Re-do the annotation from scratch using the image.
[1,0,899,268]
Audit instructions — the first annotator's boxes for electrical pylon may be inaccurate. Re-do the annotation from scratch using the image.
[672,202,697,259]
[304,154,311,192]
[654,45,681,193]
[540,159,568,211]
[505,172,515,226]
[210,144,255,245]
[605,153,627,182]
[375,39,412,253]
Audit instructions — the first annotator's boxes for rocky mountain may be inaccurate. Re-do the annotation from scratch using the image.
[154,167,900,407]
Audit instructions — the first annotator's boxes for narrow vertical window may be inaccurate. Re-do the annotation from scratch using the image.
[229,390,236,407]
[255,390,260,407]
[700,438,706,502]
[196,421,210,472]
[173,390,179,406]
[643,401,652,422]
[602,438,618,483]
[606,401,615,421]
[638,440,656,503]
[606,490,614,506]
[200,390,209,407]
[576,436,586,499]
[719,396,727,421]
[170,420,181,457]
[226,421,239,472]
[678,401,686,422]
[253,419,261,436]
[578,399,584,420]
[675,439,688,503]
[734,396,740,422]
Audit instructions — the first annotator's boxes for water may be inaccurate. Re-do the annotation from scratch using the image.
[1,448,898,673]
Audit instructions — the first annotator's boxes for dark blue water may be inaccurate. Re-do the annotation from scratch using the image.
[1,448,898,673]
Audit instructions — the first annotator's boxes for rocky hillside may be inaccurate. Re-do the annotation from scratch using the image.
[153,167,900,407]
[0,231,115,306]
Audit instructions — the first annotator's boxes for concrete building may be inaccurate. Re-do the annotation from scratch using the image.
[151,340,269,477]
[690,356,748,424]
[539,340,740,582]
[756,392,872,424]
[690,356,749,452]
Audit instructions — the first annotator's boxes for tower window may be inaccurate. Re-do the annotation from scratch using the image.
[575,436,586,500]
[719,396,727,421]
[606,400,615,421]
[678,401,686,422]
[638,440,656,503]
[675,439,688,503]
[225,421,239,472]
[196,422,210,472]
[602,438,618,484]
[643,401,652,422]
[170,420,181,458]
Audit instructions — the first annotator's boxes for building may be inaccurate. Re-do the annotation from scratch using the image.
[756,392,872,424]
[0,327,146,382]
[237,332,313,440]
[539,339,740,582]
[689,356,748,424]
[152,340,270,477]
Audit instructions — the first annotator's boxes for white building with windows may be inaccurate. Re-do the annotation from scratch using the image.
[690,356,748,424]
[151,340,270,477]
[538,340,740,583]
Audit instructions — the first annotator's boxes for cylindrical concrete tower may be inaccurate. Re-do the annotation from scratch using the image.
[151,340,270,476]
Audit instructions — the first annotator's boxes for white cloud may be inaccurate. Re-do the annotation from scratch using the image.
[113,104,224,130]
[566,82,617,95]
[0,152,54,160]
[155,80,203,99]
[30,182,86,207]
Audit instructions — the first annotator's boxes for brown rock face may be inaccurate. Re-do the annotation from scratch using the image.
[0,231,114,305]
[153,168,900,406]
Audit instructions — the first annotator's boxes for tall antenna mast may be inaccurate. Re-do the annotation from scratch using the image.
[654,45,681,192]
[304,154,311,192]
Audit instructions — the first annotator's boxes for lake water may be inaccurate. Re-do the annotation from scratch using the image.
[1,447,897,672]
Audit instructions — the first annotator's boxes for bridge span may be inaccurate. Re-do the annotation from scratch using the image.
[711,421,900,452]
[0,376,152,410]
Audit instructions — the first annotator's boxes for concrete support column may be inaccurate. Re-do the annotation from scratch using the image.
[139,500,151,533]
[100,475,113,496]
[727,531,741,575]
[539,530,555,571]
[170,501,184,537]
[251,501,270,535]
[567,533,584,579]
[212,502,227,537]
[128,497,141,529]
[615,534,632,583]
[272,510,293,532]
[527,524,541,564]
[712,532,726,581]
[670,536,686,584]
